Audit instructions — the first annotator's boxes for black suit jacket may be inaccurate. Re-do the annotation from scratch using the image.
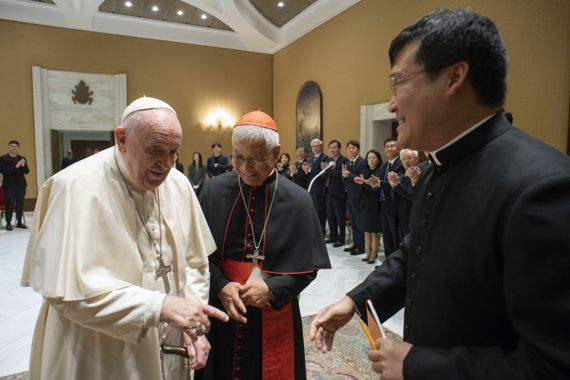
[291,161,309,189]
[0,153,29,188]
[206,154,229,177]
[344,156,365,207]
[325,154,348,198]
[378,157,404,213]
[308,153,329,196]
[348,112,570,379]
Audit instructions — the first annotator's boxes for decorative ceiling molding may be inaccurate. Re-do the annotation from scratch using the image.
[0,0,360,53]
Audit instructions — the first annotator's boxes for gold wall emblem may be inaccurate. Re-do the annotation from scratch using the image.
[71,80,94,105]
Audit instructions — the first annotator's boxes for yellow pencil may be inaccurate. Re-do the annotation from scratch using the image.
[358,319,378,350]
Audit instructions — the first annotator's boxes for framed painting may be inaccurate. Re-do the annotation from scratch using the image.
[296,81,322,154]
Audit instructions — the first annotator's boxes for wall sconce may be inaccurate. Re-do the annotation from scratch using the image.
[205,109,234,131]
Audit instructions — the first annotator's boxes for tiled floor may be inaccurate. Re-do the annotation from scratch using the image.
[0,214,403,377]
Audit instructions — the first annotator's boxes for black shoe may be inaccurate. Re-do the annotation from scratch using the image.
[16,222,28,229]
[344,245,357,252]
[325,239,335,244]
[5,223,13,231]
[367,260,376,264]
[350,250,365,256]
[332,242,344,248]
[361,257,369,261]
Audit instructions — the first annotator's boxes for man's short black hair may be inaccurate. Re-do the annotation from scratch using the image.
[211,142,221,148]
[8,140,20,146]
[328,139,341,149]
[389,9,507,107]
[384,137,397,146]
[346,140,360,149]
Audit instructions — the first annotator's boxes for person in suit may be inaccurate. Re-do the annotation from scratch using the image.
[370,138,404,258]
[206,142,229,177]
[342,140,366,255]
[188,151,207,195]
[307,139,329,235]
[0,140,29,230]
[388,149,419,240]
[354,149,383,264]
[309,9,570,379]
[290,146,310,189]
[61,149,76,170]
[323,140,348,247]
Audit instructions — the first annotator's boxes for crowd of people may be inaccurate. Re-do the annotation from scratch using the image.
[176,137,427,266]
[6,7,570,380]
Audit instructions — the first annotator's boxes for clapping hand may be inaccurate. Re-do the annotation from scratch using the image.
[387,172,400,188]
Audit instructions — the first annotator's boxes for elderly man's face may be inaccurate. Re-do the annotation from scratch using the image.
[401,151,418,169]
[311,142,322,156]
[232,138,280,187]
[118,109,182,191]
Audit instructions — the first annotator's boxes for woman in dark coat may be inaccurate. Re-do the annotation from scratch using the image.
[356,149,383,264]
[188,152,207,195]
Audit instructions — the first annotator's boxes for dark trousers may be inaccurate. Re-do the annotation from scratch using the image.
[4,185,26,223]
[311,192,327,234]
[380,207,400,257]
[326,192,346,243]
[347,201,364,250]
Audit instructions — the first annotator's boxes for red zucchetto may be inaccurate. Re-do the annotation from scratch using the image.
[233,110,278,132]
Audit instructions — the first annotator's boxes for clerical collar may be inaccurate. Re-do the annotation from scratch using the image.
[428,113,495,166]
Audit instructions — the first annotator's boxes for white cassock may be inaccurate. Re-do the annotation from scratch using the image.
[21,147,216,380]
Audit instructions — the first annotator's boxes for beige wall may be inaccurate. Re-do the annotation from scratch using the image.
[274,0,570,157]
[0,20,273,197]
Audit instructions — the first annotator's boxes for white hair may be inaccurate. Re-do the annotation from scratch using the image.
[232,125,279,152]
[311,138,323,146]
[400,149,418,159]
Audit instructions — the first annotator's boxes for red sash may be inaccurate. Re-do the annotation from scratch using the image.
[220,259,295,379]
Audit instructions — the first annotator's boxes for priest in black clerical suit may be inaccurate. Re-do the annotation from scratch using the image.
[310,10,570,379]
[196,111,330,380]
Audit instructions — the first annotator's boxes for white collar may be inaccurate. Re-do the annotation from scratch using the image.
[429,113,495,166]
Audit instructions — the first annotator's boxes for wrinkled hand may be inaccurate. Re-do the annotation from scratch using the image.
[368,338,412,379]
[160,296,229,341]
[341,163,350,177]
[240,281,272,308]
[184,334,211,369]
[219,282,247,323]
[406,166,421,187]
[387,172,400,188]
[308,296,356,352]
[354,175,365,185]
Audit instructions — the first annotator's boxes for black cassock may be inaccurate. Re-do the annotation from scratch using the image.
[196,171,330,380]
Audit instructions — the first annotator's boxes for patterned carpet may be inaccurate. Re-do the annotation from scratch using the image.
[0,316,399,380]
[303,314,400,379]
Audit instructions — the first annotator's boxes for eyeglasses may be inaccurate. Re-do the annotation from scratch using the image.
[232,154,269,167]
[388,69,429,94]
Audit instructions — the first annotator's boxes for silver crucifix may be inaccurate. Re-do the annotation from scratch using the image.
[246,248,265,270]
[155,257,172,294]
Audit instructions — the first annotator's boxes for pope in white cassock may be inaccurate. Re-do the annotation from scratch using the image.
[21,96,229,379]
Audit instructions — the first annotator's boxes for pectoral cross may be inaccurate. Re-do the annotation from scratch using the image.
[155,257,172,294]
[246,248,265,270]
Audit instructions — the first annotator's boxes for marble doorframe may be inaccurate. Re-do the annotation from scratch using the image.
[32,66,126,187]
[360,101,396,160]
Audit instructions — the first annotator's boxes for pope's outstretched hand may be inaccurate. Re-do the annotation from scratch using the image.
[160,295,229,340]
